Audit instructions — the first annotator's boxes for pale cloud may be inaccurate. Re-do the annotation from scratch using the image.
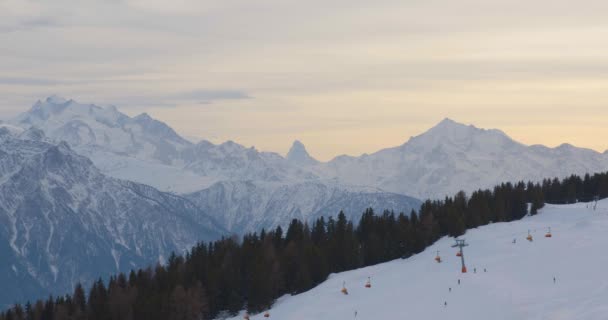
[172,90,250,102]
[0,76,63,85]
[1,0,608,160]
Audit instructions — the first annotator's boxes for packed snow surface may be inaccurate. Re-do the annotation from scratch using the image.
[232,199,608,320]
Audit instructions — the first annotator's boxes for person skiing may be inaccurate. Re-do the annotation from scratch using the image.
[553,277,556,284]
[449,287,451,292]
[458,279,460,285]
[513,238,516,244]
[444,301,447,307]
[484,268,487,273]
[474,268,477,273]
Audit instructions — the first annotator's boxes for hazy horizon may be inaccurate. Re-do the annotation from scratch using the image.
[7,96,608,162]
[2,1,608,160]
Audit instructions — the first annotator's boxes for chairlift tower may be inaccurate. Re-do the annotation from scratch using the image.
[451,239,469,273]
[594,195,599,210]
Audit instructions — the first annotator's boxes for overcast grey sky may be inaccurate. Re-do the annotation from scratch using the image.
[2,0,608,160]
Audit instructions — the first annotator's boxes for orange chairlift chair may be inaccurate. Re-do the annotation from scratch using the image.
[341,281,349,295]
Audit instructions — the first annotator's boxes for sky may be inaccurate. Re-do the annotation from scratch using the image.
[1,0,608,161]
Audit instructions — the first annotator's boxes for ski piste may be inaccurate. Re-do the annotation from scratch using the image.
[229,199,608,320]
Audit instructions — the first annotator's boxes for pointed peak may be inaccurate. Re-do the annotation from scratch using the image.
[291,139,306,149]
[404,118,514,150]
[288,140,307,154]
[438,117,458,125]
[287,140,318,165]
[432,117,469,130]
[417,118,475,139]
[424,118,510,138]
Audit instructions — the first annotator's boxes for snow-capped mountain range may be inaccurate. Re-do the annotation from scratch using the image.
[0,127,224,306]
[3,95,608,306]
[12,97,608,202]
[10,96,422,234]
[13,96,317,193]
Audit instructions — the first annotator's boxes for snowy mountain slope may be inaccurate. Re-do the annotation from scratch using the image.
[0,130,225,306]
[231,199,608,320]
[187,181,421,233]
[319,118,608,199]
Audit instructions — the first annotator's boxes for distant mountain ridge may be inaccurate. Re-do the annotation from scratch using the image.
[316,118,608,198]
[10,97,423,234]
[13,97,316,193]
[11,97,608,200]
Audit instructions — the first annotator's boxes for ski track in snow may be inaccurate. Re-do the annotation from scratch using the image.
[230,200,608,320]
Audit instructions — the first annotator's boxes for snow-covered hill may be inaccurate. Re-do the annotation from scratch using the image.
[319,118,608,199]
[231,199,608,320]
[0,129,225,306]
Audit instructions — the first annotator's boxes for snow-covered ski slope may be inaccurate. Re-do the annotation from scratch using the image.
[232,199,608,320]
